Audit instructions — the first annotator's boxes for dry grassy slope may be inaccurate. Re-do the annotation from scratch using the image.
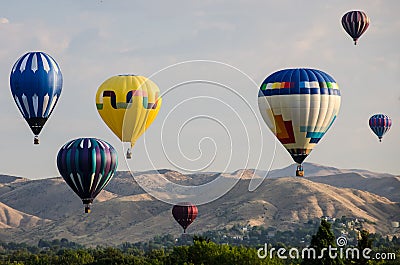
[262,178,399,232]
[309,173,400,202]
[0,177,119,220]
[0,175,27,184]
[198,177,399,233]
[0,176,29,197]
[105,171,147,196]
[0,201,50,229]
[261,162,396,179]
[0,171,399,245]
[3,195,172,245]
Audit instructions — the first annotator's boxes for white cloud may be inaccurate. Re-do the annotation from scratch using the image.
[196,20,236,32]
[0,17,9,24]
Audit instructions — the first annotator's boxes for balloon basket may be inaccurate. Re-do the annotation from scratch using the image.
[126,149,132,159]
[34,136,39,145]
[296,164,304,177]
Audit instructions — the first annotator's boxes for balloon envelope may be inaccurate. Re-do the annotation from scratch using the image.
[57,138,118,213]
[341,10,370,45]
[258,68,341,165]
[10,51,63,143]
[96,75,162,155]
[172,202,198,233]
[369,114,391,142]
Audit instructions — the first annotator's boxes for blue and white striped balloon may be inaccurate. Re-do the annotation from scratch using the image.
[10,51,63,144]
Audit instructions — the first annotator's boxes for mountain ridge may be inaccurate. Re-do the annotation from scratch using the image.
[0,163,399,245]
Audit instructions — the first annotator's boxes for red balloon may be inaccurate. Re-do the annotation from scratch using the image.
[172,202,198,233]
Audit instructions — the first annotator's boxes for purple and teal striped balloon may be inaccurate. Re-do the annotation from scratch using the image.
[57,138,118,213]
[341,10,370,45]
[369,114,391,142]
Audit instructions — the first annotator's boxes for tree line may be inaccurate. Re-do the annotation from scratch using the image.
[1,221,399,264]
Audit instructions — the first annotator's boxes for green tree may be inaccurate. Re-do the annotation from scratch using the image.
[166,245,190,265]
[349,230,377,265]
[58,249,93,265]
[145,248,166,265]
[301,219,344,265]
[167,240,282,265]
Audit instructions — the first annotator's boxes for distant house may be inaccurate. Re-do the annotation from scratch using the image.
[321,216,335,223]
[346,221,354,229]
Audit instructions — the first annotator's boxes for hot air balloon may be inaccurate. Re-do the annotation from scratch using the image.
[10,51,62,144]
[172,202,198,233]
[57,138,118,213]
[96,75,162,158]
[258,68,341,176]
[369,114,391,142]
[341,10,370,45]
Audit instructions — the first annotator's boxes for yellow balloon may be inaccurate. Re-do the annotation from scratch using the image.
[96,75,162,155]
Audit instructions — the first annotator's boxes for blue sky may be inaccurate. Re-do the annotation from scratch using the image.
[0,0,399,179]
